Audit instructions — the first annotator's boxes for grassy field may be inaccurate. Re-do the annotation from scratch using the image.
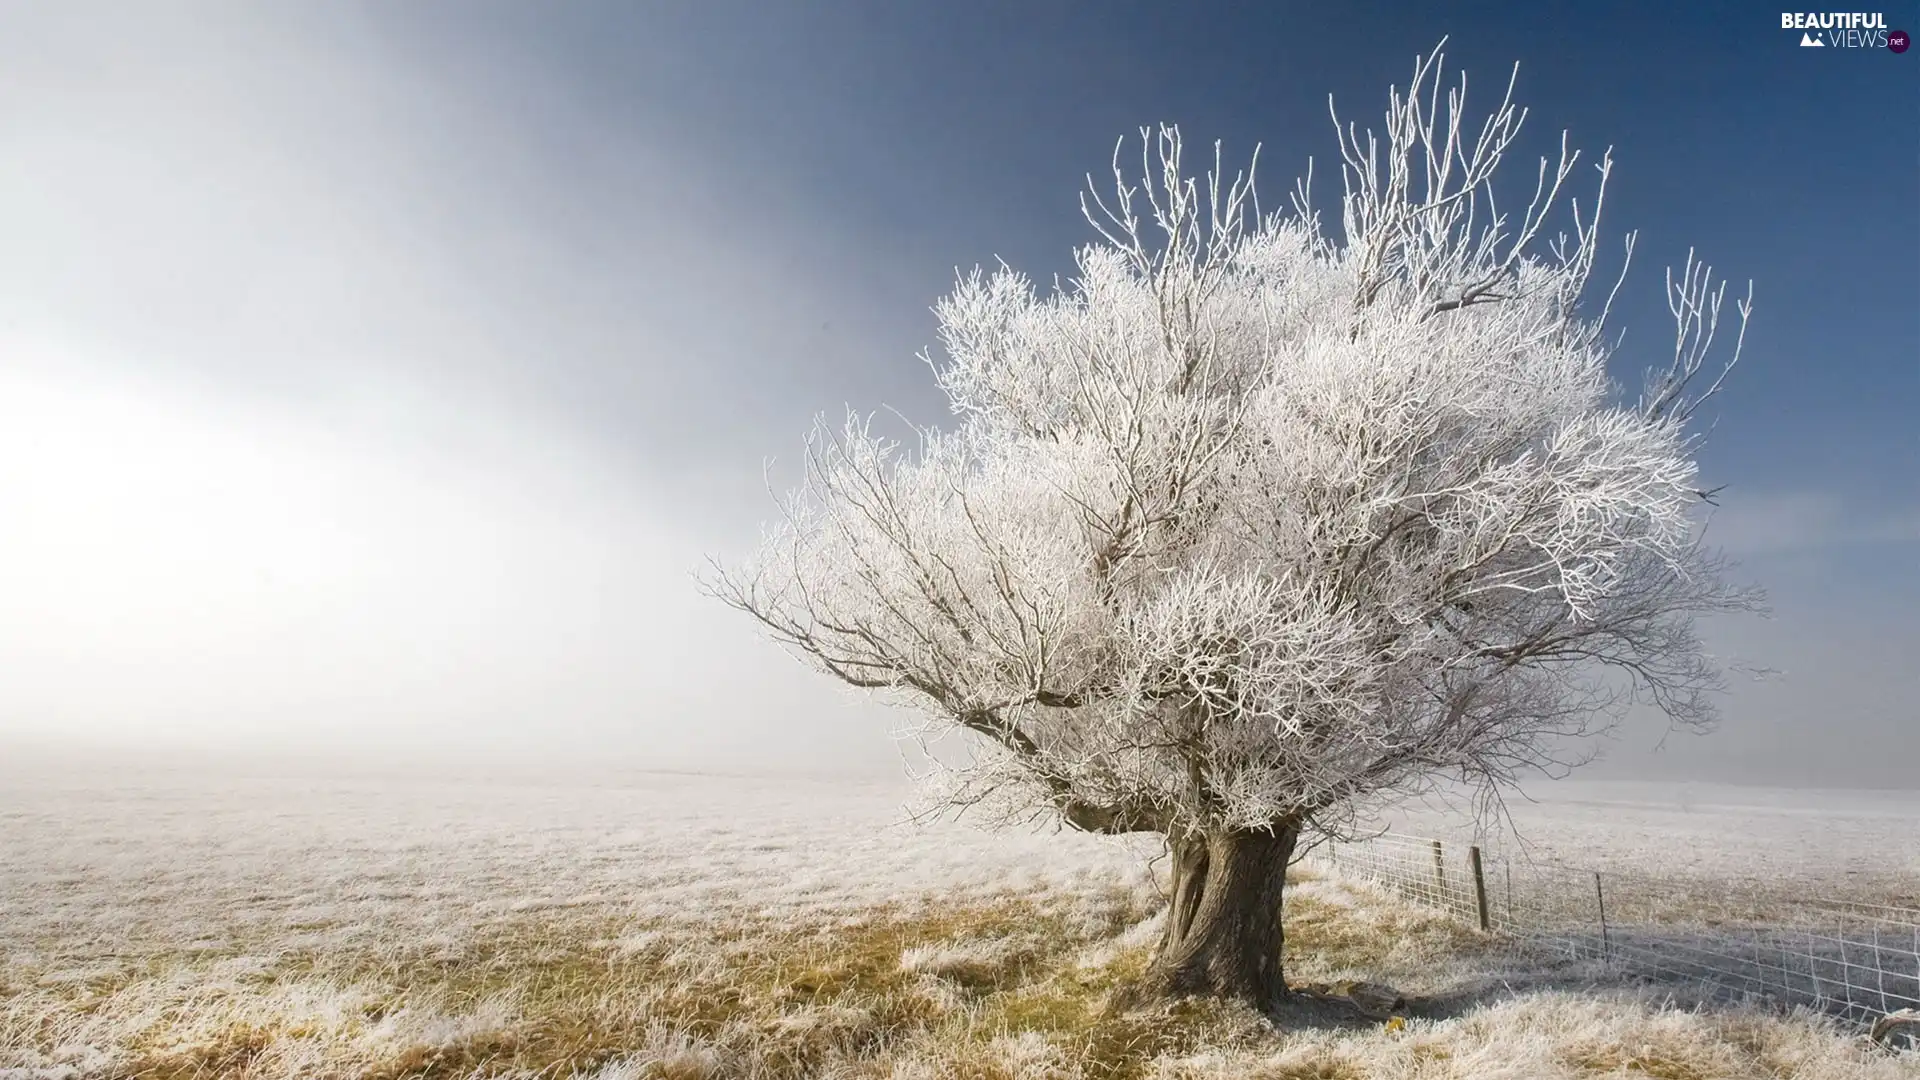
[2,764,1914,1079]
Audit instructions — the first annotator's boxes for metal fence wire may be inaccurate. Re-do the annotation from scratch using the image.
[1309,832,1920,1033]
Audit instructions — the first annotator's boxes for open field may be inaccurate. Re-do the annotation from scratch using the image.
[1368,779,1920,908]
[3,763,1915,1079]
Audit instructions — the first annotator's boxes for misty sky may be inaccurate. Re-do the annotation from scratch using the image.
[0,2,1913,787]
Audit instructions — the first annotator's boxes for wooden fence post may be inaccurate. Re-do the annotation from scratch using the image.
[1468,845,1491,932]
[1430,839,1446,902]
[1594,871,1610,962]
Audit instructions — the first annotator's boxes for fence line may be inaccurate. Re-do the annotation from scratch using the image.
[1308,831,1920,1036]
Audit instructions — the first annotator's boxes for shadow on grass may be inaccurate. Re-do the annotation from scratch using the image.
[1327,902,1920,1035]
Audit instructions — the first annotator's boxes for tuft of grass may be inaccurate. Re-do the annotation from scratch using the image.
[1280,871,1501,993]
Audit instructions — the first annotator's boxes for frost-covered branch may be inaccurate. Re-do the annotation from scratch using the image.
[1642,248,1754,426]
[1332,39,1611,329]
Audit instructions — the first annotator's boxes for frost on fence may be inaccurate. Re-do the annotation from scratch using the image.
[1310,834,1920,1030]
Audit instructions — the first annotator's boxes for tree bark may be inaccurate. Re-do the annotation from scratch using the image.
[1125,822,1299,1010]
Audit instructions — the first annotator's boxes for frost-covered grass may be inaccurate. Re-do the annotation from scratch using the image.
[2,765,1913,1078]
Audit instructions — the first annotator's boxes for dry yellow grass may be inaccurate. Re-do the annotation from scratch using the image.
[3,771,1914,1078]
[6,867,1913,1079]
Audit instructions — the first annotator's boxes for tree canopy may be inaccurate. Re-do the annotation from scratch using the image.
[711,46,1758,850]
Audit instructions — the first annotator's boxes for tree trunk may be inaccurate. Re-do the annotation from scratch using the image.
[1127,822,1299,1010]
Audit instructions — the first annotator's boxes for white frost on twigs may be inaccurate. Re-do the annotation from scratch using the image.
[707,40,1760,842]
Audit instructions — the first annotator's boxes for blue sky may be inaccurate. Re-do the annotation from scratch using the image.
[0,2,1912,784]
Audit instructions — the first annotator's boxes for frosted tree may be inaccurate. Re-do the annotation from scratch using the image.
[705,42,1760,1008]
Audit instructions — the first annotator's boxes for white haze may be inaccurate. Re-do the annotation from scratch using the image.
[0,5,912,776]
[0,353,894,775]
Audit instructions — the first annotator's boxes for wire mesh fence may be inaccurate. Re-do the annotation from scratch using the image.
[1309,832,1920,1035]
